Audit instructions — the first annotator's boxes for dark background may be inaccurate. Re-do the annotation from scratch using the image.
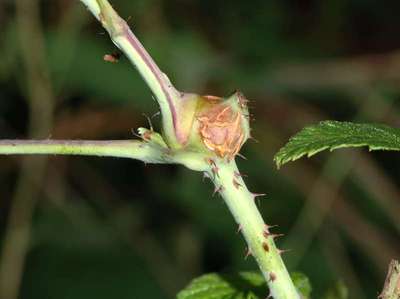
[1,0,400,298]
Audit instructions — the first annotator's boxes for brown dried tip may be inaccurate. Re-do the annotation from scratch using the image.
[141,130,152,141]
[198,102,246,160]
[103,52,121,63]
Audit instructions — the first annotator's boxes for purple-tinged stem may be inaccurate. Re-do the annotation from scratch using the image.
[80,0,182,147]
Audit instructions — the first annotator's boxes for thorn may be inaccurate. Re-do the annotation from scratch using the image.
[151,111,161,119]
[252,193,266,206]
[252,192,266,199]
[236,224,242,234]
[202,172,211,181]
[263,225,279,238]
[277,248,291,255]
[207,158,216,166]
[232,178,242,189]
[206,159,220,177]
[143,113,154,131]
[270,233,284,240]
[244,247,252,260]
[249,136,259,143]
[265,224,279,230]
[213,185,224,197]
[212,166,220,177]
[236,153,247,160]
[262,242,269,252]
[269,272,277,282]
[234,171,247,178]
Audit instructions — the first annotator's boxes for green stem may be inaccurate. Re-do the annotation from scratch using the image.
[0,140,166,163]
[79,0,182,147]
[380,260,400,299]
[210,159,300,299]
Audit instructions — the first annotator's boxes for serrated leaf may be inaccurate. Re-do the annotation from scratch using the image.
[177,272,267,299]
[291,272,312,298]
[274,121,400,168]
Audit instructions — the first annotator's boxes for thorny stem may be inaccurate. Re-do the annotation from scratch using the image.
[79,0,182,147]
[0,1,300,298]
[379,260,400,299]
[209,160,300,299]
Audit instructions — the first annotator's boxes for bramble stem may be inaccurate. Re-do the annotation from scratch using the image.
[210,160,300,299]
[0,140,166,163]
[380,260,400,299]
[79,0,182,147]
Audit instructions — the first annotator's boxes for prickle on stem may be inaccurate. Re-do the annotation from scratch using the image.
[264,224,279,231]
[252,192,266,198]
[234,171,247,178]
[232,178,242,189]
[244,247,252,260]
[213,185,224,197]
[277,248,291,255]
[206,158,220,177]
[263,225,279,238]
[236,224,243,234]
[202,172,211,181]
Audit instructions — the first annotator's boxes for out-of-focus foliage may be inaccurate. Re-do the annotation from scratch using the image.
[177,272,266,299]
[1,1,400,299]
[291,272,312,299]
[275,121,400,168]
[323,281,349,299]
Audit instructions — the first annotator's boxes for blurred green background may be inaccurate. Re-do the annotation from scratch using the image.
[1,0,400,298]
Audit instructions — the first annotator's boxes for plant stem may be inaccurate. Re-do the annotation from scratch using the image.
[0,140,166,163]
[380,260,400,299]
[210,160,300,299]
[80,0,182,147]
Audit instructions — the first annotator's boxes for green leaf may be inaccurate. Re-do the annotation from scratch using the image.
[176,272,267,299]
[274,121,400,168]
[291,272,312,298]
